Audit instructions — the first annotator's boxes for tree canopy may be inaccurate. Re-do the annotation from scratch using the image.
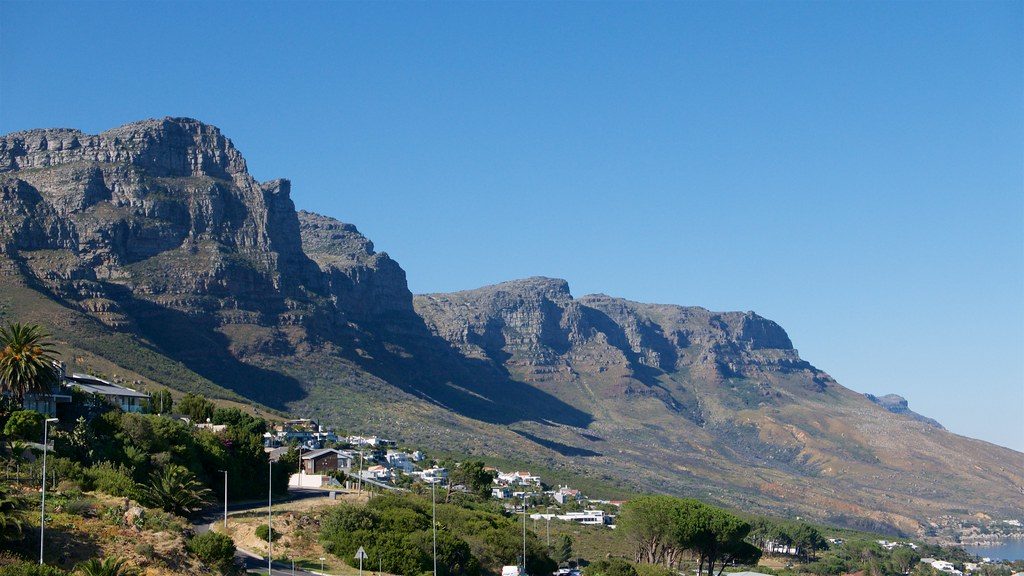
[619,495,761,576]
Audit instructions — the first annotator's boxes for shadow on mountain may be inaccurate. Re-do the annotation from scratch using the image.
[512,430,603,457]
[344,315,593,428]
[116,289,307,409]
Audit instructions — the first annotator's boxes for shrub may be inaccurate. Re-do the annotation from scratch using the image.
[0,561,68,575]
[255,523,279,542]
[62,497,96,517]
[142,509,184,533]
[186,531,236,573]
[73,557,138,576]
[133,542,155,560]
[2,411,43,441]
[84,462,136,498]
[586,559,638,576]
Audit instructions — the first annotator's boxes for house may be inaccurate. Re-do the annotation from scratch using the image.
[301,448,346,475]
[196,423,228,433]
[22,386,72,417]
[347,435,396,448]
[385,450,416,473]
[496,470,541,486]
[555,509,611,526]
[553,486,584,505]
[360,465,391,481]
[64,373,149,413]
[414,467,448,484]
[492,487,513,499]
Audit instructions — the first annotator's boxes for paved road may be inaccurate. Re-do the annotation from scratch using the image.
[193,488,335,574]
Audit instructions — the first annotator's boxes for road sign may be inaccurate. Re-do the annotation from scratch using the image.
[356,546,367,576]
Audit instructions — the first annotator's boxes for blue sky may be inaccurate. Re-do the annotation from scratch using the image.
[2,1,1021,451]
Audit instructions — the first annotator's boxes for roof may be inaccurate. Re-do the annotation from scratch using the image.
[66,374,149,398]
[301,448,342,460]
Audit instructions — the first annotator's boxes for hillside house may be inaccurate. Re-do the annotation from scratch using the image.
[553,486,584,504]
[302,448,347,474]
[64,374,149,413]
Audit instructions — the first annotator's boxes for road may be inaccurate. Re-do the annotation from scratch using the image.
[193,488,335,575]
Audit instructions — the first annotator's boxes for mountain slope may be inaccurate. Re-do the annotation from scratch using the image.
[2,118,1020,535]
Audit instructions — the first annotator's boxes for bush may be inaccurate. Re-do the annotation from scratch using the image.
[84,462,136,498]
[2,411,43,441]
[62,497,96,516]
[255,523,279,542]
[186,531,236,573]
[142,508,184,533]
[586,559,638,576]
[0,560,68,576]
[134,542,155,559]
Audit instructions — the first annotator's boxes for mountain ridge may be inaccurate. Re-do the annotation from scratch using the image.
[2,117,1021,535]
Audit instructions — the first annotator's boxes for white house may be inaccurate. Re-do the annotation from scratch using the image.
[556,510,611,525]
[553,485,584,504]
[385,450,416,473]
[496,470,541,486]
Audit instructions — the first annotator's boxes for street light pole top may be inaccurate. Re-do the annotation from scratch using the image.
[45,417,58,423]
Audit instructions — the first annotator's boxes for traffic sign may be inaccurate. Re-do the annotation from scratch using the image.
[356,547,368,560]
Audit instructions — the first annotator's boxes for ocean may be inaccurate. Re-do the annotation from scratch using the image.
[962,541,1024,561]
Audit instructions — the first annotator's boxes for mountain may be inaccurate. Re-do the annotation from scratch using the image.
[2,118,1021,535]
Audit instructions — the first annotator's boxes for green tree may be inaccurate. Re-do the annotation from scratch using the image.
[73,558,138,576]
[3,410,44,440]
[145,390,173,414]
[211,407,266,436]
[178,393,214,423]
[0,323,60,406]
[136,464,212,516]
[555,534,574,564]
[619,495,680,564]
[446,460,495,501]
[186,531,237,573]
[889,548,921,575]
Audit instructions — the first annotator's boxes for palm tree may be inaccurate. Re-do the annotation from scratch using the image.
[0,323,60,406]
[75,557,139,576]
[136,465,212,517]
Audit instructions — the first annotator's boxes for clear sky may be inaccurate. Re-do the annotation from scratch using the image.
[2,1,1021,451]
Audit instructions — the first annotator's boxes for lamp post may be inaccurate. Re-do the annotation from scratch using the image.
[39,417,58,565]
[219,469,228,529]
[522,492,527,574]
[431,479,437,576]
[268,460,273,575]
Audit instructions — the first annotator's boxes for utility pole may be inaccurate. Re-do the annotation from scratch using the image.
[39,417,58,565]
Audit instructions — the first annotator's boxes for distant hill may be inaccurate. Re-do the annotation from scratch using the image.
[2,118,1021,535]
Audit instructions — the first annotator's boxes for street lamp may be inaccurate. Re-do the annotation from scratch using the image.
[522,492,528,574]
[39,417,58,565]
[431,479,437,576]
[219,469,228,529]
[268,460,273,575]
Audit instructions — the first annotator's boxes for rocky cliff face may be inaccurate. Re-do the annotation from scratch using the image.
[3,118,1021,533]
[0,118,417,401]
